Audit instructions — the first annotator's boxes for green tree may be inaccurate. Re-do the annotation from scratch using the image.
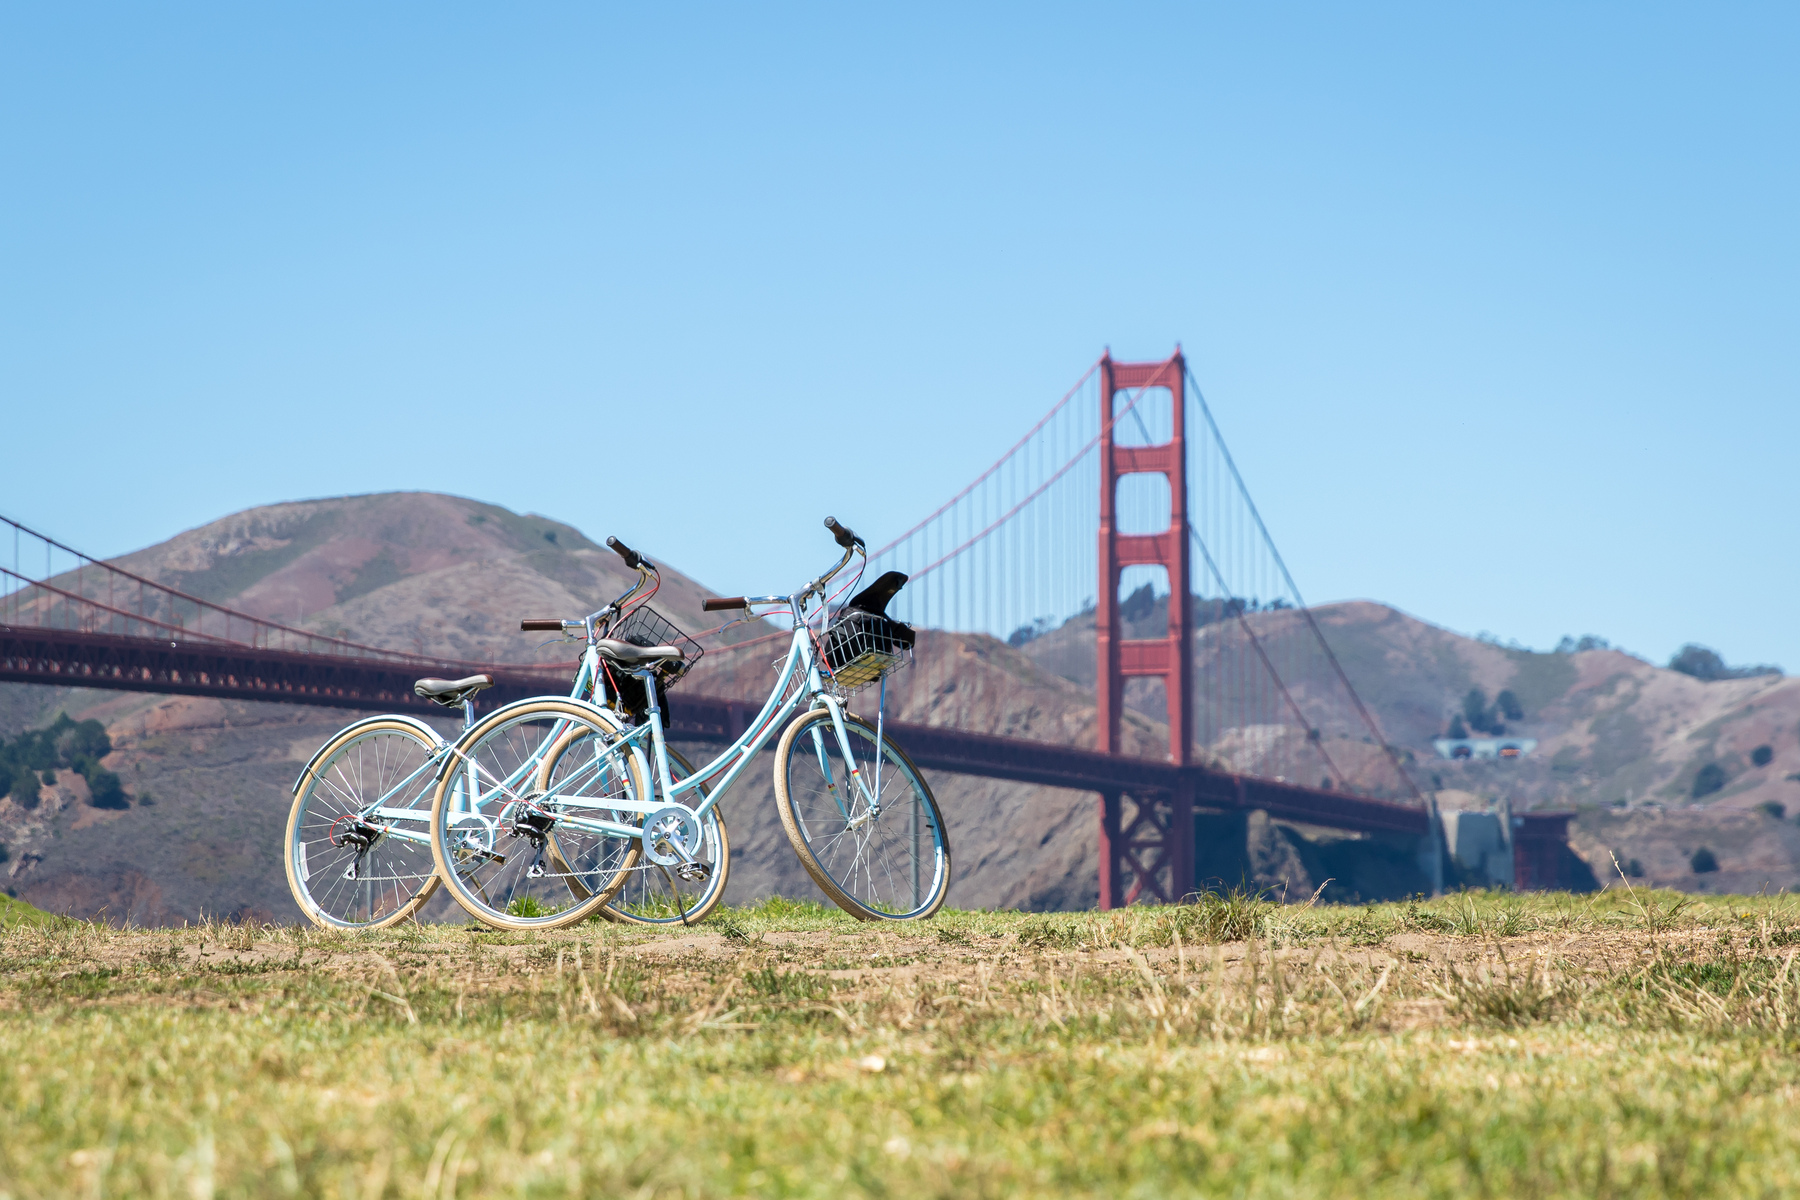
[1496,690,1524,721]
[1692,763,1727,799]
[1690,847,1719,873]
[10,770,40,810]
[85,770,127,810]
[1753,745,1774,767]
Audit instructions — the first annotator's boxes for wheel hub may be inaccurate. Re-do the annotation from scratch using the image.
[331,819,384,852]
[505,792,556,848]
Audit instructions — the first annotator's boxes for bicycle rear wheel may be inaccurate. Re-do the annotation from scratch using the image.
[428,699,649,932]
[602,748,730,926]
[773,707,950,920]
[284,719,443,930]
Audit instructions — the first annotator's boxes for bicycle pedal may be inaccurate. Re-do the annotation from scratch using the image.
[675,861,711,883]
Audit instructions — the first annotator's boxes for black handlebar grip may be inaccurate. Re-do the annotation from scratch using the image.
[823,516,865,550]
[521,619,565,631]
[703,597,748,612]
[606,535,648,570]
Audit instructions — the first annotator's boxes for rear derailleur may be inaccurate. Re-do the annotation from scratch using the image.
[505,800,556,850]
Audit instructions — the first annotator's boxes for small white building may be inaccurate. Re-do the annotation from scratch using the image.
[1433,737,1538,761]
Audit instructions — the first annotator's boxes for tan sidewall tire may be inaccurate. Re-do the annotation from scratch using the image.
[284,720,441,931]
[772,708,951,921]
[428,699,648,932]
[602,748,732,926]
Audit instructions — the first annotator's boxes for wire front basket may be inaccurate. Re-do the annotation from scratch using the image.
[610,604,703,688]
[820,610,915,696]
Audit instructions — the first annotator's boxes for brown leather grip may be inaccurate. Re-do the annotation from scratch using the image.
[520,619,564,631]
[703,598,747,612]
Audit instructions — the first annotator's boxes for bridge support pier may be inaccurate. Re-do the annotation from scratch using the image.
[1097,786,1195,906]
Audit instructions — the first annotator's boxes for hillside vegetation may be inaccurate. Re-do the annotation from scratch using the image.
[5,892,1800,1197]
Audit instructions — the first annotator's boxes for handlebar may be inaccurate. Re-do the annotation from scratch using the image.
[606,535,651,571]
[707,519,869,615]
[520,619,566,632]
[823,516,864,550]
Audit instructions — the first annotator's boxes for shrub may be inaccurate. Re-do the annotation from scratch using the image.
[9,771,40,810]
[1496,690,1524,721]
[86,770,127,810]
[1670,644,1781,681]
[1759,801,1786,820]
[1446,715,1470,740]
[1692,763,1727,799]
[1626,859,1645,878]
[1691,847,1720,874]
[1753,745,1774,767]
[1119,584,1158,623]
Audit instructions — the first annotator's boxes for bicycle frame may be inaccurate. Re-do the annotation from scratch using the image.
[438,546,887,854]
[318,538,887,882]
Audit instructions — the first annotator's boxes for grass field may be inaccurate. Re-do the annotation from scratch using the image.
[5,887,1800,1198]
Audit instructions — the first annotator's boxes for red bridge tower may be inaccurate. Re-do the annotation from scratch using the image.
[1096,349,1195,908]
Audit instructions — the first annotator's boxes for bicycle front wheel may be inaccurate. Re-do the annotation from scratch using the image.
[429,699,649,932]
[773,707,950,920]
[285,719,443,930]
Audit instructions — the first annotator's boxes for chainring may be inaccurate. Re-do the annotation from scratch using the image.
[641,805,703,867]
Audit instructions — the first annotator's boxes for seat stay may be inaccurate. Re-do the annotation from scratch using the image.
[343,755,445,822]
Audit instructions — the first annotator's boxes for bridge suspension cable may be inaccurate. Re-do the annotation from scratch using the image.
[853,354,1421,805]
[1,513,421,663]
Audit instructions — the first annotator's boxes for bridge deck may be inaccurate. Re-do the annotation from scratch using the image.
[2,623,1444,836]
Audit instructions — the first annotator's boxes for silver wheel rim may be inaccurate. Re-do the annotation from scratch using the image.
[438,708,641,928]
[292,728,438,928]
[784,714,946,917]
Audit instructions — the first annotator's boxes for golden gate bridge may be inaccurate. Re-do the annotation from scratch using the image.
[0,349,1574,904]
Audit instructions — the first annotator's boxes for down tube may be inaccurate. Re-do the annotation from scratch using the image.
[670,630,812,819]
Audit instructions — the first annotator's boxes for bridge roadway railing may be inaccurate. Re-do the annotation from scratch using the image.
[4,622,1441,838]
[2,623,1578,885]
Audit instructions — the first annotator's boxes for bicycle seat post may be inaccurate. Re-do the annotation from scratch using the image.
[461,697,477,732]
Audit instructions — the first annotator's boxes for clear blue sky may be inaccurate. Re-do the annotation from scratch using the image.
[3,4,1795,670]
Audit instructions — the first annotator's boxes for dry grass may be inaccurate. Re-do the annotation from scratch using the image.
[5,889,1800,1197]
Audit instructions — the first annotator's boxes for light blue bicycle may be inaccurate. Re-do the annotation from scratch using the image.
[284,563,725,931]
[423,518,952,931]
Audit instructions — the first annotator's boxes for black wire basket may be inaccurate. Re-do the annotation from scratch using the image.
[609,604,703,688]
[820,609,915,695]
